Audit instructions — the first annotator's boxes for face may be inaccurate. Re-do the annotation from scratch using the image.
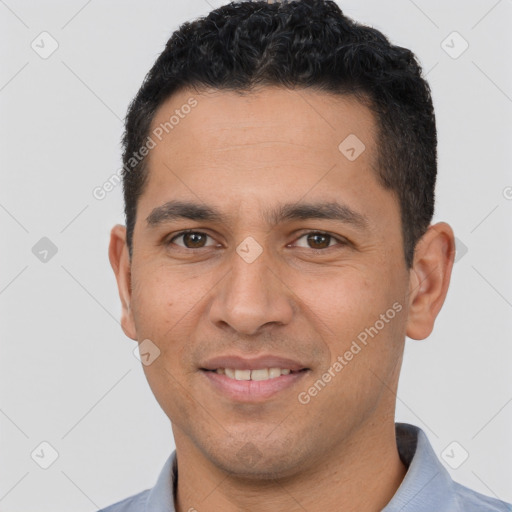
[109,86,452,479]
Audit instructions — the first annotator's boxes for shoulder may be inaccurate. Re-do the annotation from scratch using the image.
[454,481,512,512]
[96,451,177,512]
[97,489,150,512]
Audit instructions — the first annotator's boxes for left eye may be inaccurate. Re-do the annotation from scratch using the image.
[292,232,344,250]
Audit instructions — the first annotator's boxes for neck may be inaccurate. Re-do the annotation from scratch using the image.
[173,416,407,512]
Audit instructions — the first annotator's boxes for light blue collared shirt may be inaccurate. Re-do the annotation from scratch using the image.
[98,423,511,511]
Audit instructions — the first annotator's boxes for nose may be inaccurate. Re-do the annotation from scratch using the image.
[208,245,294,336]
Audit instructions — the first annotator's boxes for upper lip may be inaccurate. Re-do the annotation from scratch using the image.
[200,355,309,372]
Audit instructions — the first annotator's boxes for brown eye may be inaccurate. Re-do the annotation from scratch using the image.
[294,231,343,250]
[169,231,215,249]
[306,233,331,249]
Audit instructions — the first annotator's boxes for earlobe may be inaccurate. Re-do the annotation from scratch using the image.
[108,224,138,341]
[405,222,455,340]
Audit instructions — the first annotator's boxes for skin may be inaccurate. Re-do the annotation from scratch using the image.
[109,86,455,512]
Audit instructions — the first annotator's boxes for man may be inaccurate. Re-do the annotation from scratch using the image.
[105,0,511,510]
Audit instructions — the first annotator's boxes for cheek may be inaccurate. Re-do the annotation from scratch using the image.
[132,267,197,423]
[293,270,374,328]
[130,264,191,335]
[131,265,208,373]
[292,268,405,355]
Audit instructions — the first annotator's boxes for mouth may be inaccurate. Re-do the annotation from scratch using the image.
[199,354,311,402]
[201,367,308,381]
[200,367,310,402]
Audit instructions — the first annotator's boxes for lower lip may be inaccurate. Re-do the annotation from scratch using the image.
[201,370,309,402]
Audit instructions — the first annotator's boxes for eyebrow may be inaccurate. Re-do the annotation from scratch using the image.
[146,199,369,230]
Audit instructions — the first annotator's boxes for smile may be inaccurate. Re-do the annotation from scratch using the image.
[201,368,309,402]
[207,367,301,381]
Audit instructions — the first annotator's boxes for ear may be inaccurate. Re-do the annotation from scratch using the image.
[406,222,455,340]
[108,224,137,340]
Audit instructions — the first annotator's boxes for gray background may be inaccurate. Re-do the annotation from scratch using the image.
[1,0,511,510]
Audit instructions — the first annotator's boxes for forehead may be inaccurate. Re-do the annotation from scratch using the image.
[138,86,396,230]
[148,86,377,163]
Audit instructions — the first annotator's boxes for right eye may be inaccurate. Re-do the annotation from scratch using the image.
[167,230,219,250]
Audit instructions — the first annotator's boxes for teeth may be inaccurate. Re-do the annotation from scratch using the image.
[268,368,282,379]
[215,367,294,381]
[251,369,270,381]
[235,369,251,381]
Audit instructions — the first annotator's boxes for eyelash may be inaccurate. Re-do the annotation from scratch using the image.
[166,230,348,252]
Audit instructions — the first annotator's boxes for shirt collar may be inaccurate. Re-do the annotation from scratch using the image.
[383,422,458,511]
[145,422,457,512]
[145,450,177,511]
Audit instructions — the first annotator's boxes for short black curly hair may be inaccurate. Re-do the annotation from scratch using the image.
[121,0,437,268]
